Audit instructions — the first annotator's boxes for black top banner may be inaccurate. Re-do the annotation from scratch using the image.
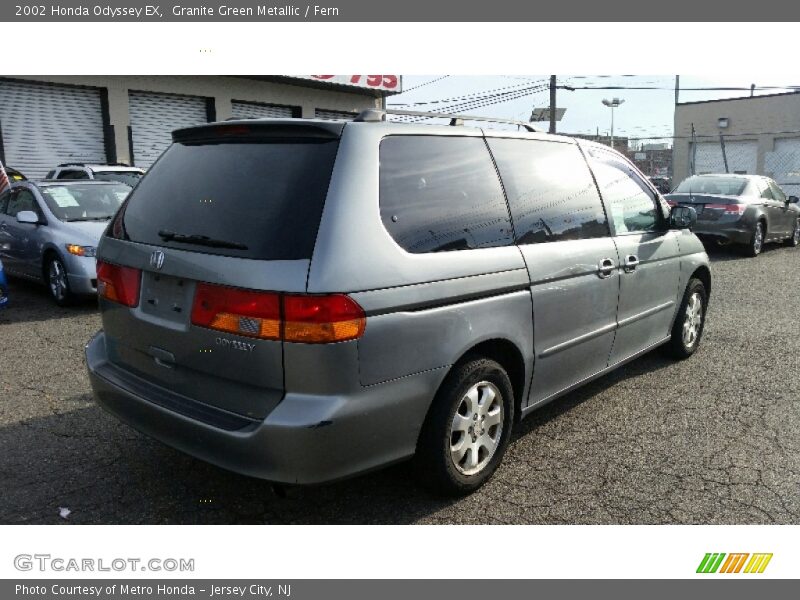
[3,0,799,21]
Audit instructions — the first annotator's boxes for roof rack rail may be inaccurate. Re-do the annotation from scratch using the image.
[57,162,87,167]
[354,108,538,132]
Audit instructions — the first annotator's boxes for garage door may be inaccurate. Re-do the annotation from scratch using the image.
[0,79,106,179]
[692,140,758,175]
[231,101,295,119]
[129,92,208,169]
[765,137,800,198]
[315,109,358,120]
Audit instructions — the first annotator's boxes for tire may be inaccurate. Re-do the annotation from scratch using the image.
[415,357,514,496]
[742,221,765,257]
[46,256,75,307]
[663,278,707,360]
[784,218,800,247]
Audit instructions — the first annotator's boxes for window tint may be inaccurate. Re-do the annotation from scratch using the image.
[93,171,141,187]
[588,149,660,234]
[674,175,747,196]
[488,138,609,244]
[112,139,339,260]
[0,190,10,214]
[379,136,513,253]
[6,189,37,218]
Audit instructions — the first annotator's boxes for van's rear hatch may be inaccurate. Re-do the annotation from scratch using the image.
[96,120,342,421]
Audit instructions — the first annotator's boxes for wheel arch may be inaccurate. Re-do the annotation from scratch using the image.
[450,338,528,423]
[691,264,712,299]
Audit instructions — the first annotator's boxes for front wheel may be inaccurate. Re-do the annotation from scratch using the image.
[46,256,75,307]
[663,278,707,359]
[784,219,799,247]
[415,357,514,496]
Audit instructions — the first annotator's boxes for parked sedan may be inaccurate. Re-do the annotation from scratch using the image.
[0,258,8,309]
[665,174,800,256]
[0,180,130,305]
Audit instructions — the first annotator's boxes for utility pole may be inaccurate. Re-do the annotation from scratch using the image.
[549,75,557,134]
[751,83,755,97]
[674,75,680,105]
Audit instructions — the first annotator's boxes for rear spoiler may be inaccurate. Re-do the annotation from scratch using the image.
[173,119,344,143]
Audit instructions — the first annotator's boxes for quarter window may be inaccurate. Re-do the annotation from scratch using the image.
[768,181,786,203]
[588,149,661,234]
[488,138,609,244]
[379,136,513,253]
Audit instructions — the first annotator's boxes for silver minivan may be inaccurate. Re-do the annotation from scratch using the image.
[86,111,711,495]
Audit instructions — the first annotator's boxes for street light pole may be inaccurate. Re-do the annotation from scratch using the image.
[602,97,625,151]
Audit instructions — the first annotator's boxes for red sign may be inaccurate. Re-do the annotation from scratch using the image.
[298,75,402,92]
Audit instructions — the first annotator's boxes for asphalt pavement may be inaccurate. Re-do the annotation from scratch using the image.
[1,243,798,524]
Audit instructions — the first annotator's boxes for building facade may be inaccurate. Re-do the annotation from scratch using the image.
[673,91,800,196]
[0,76,399,178]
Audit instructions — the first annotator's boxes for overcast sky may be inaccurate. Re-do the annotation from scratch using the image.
[389,75,799,147]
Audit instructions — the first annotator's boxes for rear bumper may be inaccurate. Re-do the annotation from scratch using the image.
[693,221,752,245]
[86,331,443,484]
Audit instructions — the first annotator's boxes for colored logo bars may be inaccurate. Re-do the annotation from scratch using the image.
[697,553,773,574]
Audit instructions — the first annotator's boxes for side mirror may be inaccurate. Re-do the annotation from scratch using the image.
[16,211,40,225]
[669,205,697,230]
[788,196,799,204]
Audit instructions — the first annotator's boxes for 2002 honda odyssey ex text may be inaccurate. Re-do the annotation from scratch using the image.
[86,110,710,495]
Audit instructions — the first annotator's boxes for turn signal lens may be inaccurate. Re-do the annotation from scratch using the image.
[66,244,96,257]
[96,260,141,307]
[190,284,366,343]
[283,294,366,343]
[191,283,281,340]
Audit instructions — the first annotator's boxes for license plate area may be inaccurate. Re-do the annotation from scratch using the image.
[681,204,704,216]
[138,272,195,326]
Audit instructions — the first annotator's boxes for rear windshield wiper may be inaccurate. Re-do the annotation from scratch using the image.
[157,229,248,250]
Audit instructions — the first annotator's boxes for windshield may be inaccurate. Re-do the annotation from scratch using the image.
[40,184,131,222]
[109,138,340,260]
[93,171,143,186]
[674,176,748,196]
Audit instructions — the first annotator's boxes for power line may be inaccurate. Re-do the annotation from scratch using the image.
[390,78,548,107]
[401,75,451,93]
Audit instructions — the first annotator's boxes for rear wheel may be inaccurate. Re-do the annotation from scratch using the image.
[415,357,514,496]
[784,218,800,247]
[663,277,707,359]
[46,256,74,307]
[742,221,765,257]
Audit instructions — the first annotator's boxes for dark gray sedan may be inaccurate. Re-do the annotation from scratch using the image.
[666,174,800,256]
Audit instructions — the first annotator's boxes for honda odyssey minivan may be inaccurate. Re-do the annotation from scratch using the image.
[86,110,711,495]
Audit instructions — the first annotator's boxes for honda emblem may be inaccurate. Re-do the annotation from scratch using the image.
[150,250,165,270]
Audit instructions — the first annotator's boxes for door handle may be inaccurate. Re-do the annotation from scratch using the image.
[623,255,640,273]
[597,258,616,279]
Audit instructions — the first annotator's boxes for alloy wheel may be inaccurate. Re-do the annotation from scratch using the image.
[753,224,764,254]
[449,381,504,476]
[682,292,703,349]
[49,260,67,302]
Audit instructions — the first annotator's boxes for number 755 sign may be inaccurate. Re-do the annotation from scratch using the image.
[304,75,401,92]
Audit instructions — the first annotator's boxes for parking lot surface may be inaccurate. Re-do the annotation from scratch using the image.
[1,244,798,524]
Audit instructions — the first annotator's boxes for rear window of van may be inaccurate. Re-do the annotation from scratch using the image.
[109,139,339,260]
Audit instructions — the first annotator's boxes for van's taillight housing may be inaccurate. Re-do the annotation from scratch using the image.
[191,283,366,343]
[96,261,141,307]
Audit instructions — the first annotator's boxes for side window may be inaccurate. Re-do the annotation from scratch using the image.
[488,138,609,244]
[58,170,90,180]
[379,136,513,253]
[588,149,661,234]
[760,182,774,200]
[0,190,11,214]
[768,181,786,203]
[6,189,37,218]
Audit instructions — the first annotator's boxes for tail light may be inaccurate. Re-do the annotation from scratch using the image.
[706,203,746,215]
[97,261,141,307]
[191,283,366,344]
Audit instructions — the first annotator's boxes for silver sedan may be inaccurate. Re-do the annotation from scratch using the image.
[0,180,130,305]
